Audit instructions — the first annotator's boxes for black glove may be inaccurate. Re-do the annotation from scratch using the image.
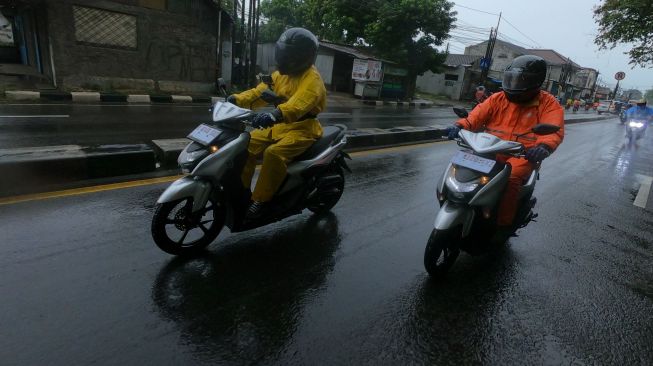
[525,144,551,163]
[225,95,237,104]
[252,108,283,129]
[446,125,461,140]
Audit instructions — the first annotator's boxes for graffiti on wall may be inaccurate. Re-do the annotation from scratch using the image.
[145,38,213,81]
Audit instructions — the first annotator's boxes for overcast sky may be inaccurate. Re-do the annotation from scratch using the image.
[446,1,651,92]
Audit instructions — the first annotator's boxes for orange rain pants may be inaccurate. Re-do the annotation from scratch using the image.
[497,157,534,226]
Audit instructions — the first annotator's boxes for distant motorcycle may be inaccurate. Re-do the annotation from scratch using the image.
[625,118,647,144]
[151,99,351,255]
[424,108,560,277]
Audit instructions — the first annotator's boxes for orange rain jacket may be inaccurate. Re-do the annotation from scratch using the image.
[456,91,565,151]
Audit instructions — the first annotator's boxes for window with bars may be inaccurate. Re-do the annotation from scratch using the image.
[73,6,137,50]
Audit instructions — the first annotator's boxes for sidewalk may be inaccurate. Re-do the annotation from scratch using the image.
[2,89,437,108]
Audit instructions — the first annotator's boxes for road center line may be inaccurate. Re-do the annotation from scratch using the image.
[634,174,653,208]
[0,115,70,118]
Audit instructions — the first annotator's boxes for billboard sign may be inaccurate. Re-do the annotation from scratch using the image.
[352,59,383,82]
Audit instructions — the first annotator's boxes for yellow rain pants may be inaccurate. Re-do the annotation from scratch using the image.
[234,65,326,202]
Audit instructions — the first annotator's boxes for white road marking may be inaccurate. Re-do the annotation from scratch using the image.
[634,174,653,208]
[0,115,70,118]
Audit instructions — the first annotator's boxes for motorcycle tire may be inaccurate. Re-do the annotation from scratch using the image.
[307,164,345,215]
[151,197,225,255]
[423,228,460,277]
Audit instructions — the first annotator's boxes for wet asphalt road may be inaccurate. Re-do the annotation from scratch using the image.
[1,118,652,365]
[0,102,598,149]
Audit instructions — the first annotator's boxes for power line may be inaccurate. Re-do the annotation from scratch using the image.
[453,3,500,16]
[501,17,541,48]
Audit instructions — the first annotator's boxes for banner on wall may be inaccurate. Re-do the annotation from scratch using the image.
[352,59,382,82]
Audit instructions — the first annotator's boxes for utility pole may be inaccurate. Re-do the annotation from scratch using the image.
[612,80,620,100]
[479,12,501,87]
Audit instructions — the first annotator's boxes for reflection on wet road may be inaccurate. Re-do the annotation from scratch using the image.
[1,118,652,364]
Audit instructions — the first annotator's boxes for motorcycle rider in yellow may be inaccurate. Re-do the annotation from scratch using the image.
[227,28,326,219]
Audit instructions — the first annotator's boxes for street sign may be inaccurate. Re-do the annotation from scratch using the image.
[615,71,626,80]
[479,57,491,70]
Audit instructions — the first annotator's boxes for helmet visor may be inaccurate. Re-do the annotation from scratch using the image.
[502,69,541,92]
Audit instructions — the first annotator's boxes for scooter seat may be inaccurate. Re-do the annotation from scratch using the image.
[294,126,345,161]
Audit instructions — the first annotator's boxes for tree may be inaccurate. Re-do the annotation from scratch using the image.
[259,0,456,96]
[645,89,653,102]
[594,0,653,67]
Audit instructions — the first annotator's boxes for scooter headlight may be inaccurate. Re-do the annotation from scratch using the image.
[444,167,491,193]
[629,121,644,128]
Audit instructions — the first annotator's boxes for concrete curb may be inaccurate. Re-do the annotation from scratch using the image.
[363,100,434,108]
[0,144,156,197]
[3,90,218,104]
[0,115,616,197]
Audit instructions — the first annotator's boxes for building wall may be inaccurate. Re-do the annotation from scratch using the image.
[46,0,225,91]
[465,41,524,74]
[415,66,466,100]
[256,43,336,87]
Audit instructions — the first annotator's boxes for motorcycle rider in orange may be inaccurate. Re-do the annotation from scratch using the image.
[447,55,564,241]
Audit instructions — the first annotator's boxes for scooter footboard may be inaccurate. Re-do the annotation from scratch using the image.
[156,176,212,212]
[434,201,475,237]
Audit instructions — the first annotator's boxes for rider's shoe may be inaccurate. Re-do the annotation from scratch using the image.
[246,201,271,220]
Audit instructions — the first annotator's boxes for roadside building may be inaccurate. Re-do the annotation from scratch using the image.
[415,54,481,100]
[257,40,411,99]
[0,0,233,94]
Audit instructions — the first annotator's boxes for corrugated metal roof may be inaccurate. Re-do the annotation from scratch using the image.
[444,54,481,67]
[526,49,581,68]
[319,41,392,62]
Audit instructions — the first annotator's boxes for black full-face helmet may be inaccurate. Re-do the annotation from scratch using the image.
[502,55,547,103]
[275,27,319,76]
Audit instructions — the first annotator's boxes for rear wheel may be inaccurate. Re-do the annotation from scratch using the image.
[151,197,225,255]
[423,228,460,277]
[307,165,345,214]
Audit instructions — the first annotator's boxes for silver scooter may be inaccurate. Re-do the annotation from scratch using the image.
[424,108,560,277]
[151,101,351,255]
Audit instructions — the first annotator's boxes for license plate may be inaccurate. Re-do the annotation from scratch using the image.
[188,124,221,145]
[451,151,496,173]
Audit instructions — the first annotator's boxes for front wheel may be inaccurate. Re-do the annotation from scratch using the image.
[424,228,460,277]
[151,197,225,255]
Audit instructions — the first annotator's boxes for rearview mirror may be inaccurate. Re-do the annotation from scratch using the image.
[453,108,468,118]
[532,124,560,135]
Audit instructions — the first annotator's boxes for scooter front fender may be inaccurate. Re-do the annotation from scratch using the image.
[156,176,212,213]
[434,201,475,237]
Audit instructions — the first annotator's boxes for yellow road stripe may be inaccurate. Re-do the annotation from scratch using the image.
[0,175,183,206]
[0,141,445,206]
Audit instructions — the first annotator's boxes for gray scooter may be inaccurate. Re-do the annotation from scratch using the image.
[424,108,560,277]
[151,100,351,255]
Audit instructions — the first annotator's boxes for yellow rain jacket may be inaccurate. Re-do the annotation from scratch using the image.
[233,66,325,139]
[234,66,326,202]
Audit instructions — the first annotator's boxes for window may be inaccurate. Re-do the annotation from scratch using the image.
[444,74,459,81]
[73,6,137,49]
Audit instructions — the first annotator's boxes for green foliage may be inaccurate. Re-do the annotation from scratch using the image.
[645,89,653,102]
[594,0,653,67]
[259,0,456,75]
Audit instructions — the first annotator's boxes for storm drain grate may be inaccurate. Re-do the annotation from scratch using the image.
[73,6,137,49]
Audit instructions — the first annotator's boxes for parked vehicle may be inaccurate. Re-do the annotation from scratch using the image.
[424,108,560,277]
[597,100,614,114]
[151,100,351,255]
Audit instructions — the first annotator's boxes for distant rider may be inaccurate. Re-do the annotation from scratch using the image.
[446,55,565,242]
[624,98,653,129]
[226,28,326,219]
